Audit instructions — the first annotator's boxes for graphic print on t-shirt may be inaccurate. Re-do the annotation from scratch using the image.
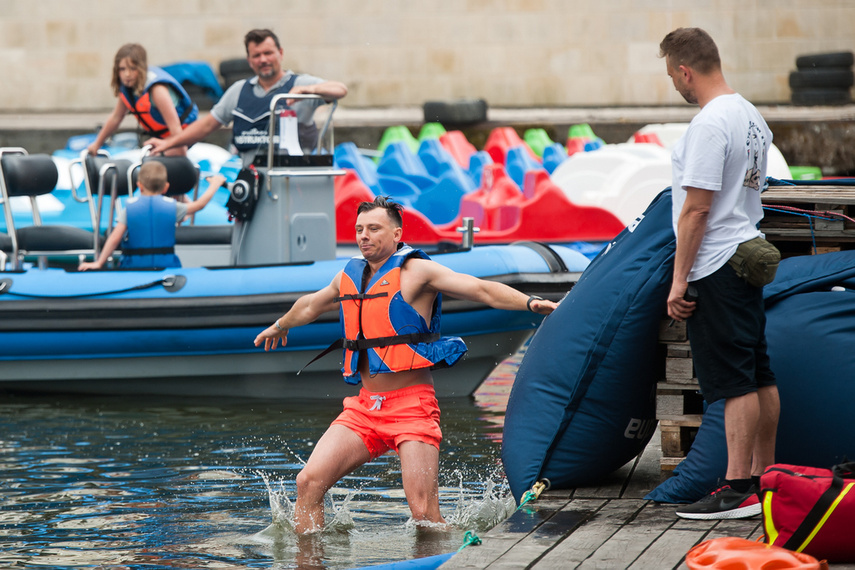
[743,120,766,192]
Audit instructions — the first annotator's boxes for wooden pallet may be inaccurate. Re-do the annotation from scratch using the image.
[656,319,704,480]
[762,184,855,255]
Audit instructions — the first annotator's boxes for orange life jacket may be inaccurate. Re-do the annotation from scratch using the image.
[336,245,467,384]
[119,66,198,138]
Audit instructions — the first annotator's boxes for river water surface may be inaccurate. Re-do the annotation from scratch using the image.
[0,356,520,569]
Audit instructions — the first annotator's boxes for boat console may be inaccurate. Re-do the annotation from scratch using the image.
[228,93,344,266]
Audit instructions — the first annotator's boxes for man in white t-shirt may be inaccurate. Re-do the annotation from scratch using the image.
[660,27,780,520]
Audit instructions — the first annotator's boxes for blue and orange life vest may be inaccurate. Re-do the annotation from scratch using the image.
[119,66,198,138]
[120,194,181,268]
[336,245,467,385]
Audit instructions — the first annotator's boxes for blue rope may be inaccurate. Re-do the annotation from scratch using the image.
[762,206,819,254]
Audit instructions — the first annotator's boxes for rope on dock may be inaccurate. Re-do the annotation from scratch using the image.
[517,478,550,510]
[456,530,482,552]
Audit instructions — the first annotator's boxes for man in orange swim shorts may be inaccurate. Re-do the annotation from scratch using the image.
[255,196,558,533]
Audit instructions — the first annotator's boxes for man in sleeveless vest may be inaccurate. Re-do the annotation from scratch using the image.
[254,196,558,533]
[661,28,780,520]
[78,162,225,270]
[149,29,347,166]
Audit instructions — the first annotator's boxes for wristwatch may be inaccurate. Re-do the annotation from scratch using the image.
[527,295,544,312]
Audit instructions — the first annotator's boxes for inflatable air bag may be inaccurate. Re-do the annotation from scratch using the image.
[502,190,676,501]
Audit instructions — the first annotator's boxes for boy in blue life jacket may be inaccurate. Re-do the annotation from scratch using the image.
[78,161,225,270]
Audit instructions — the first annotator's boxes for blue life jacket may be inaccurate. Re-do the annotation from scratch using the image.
[121,194,181,268]
[336,245,467,384]
[231,75,298,152]
[119,66,198,138]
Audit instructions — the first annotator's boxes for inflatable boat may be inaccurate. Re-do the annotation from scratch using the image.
[0,98,588,399]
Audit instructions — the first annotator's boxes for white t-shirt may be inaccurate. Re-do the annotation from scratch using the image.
[671,93,772,281]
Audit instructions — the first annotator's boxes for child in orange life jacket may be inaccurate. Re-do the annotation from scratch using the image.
[78,162,224,271]
[87,43,199,157]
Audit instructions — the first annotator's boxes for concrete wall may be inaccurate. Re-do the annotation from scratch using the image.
[0,0,853,112]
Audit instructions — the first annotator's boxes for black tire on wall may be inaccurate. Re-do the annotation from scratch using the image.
[219,58,253,89]
[789,69,854,89]
[791,87,852,106]
[182,82,217,110]
[795,51,854,69]
[423,99,488,125]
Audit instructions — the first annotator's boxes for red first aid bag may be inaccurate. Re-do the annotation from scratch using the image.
[761,462,855,563]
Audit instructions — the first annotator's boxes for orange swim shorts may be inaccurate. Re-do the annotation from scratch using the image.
[331,383,442,459]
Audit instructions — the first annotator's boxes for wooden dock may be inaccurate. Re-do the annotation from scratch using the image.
[440,430,854,569]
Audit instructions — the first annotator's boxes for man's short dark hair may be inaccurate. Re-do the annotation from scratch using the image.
[357,196,404,227]
[244,29,281,53]
[659,27,721,74]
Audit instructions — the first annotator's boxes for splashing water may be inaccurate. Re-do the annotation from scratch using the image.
[254,460,514,541]
[0,353,523,568]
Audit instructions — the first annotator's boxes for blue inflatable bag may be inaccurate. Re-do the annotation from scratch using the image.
[502,190,676,502]
[644,400,726,503]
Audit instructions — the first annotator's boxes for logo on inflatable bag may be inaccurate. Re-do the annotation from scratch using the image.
[627,214,645,233]
[601,213,646,258]
[624,418,656,440]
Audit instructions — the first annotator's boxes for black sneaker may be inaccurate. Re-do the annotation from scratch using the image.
[675,484,761,520]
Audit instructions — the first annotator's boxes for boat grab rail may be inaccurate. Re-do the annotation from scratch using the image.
[68,150,109,250]
[265,93,338,170]
[0,147,27,267]
[0,273,185,298]
[126,144,152,199]
[93,161,126,262]
[67,149,110,206]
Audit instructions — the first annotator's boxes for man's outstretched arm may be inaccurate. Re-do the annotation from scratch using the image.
[409,259,558,315]
[254,273,342,351]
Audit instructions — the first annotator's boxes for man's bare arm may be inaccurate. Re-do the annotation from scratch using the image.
[254,273,342,350]
[410,259,557,315]
[668,186,713,321]
[147,113,222,155]
[289,81,348,102]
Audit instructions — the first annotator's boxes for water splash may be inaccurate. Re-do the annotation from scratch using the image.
[254,459,514,539]
[442,466,516,532]
[254,470,358,537]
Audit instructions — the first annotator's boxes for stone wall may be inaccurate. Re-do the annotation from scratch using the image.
[0,0,853,112]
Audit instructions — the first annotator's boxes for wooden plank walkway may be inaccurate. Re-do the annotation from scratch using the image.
[440,431,855,569]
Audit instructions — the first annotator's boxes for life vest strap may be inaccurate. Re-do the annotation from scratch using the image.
[297,332,440,375]
[122,246,176,256]
[334,291,388,302]
[345,332,439,350]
